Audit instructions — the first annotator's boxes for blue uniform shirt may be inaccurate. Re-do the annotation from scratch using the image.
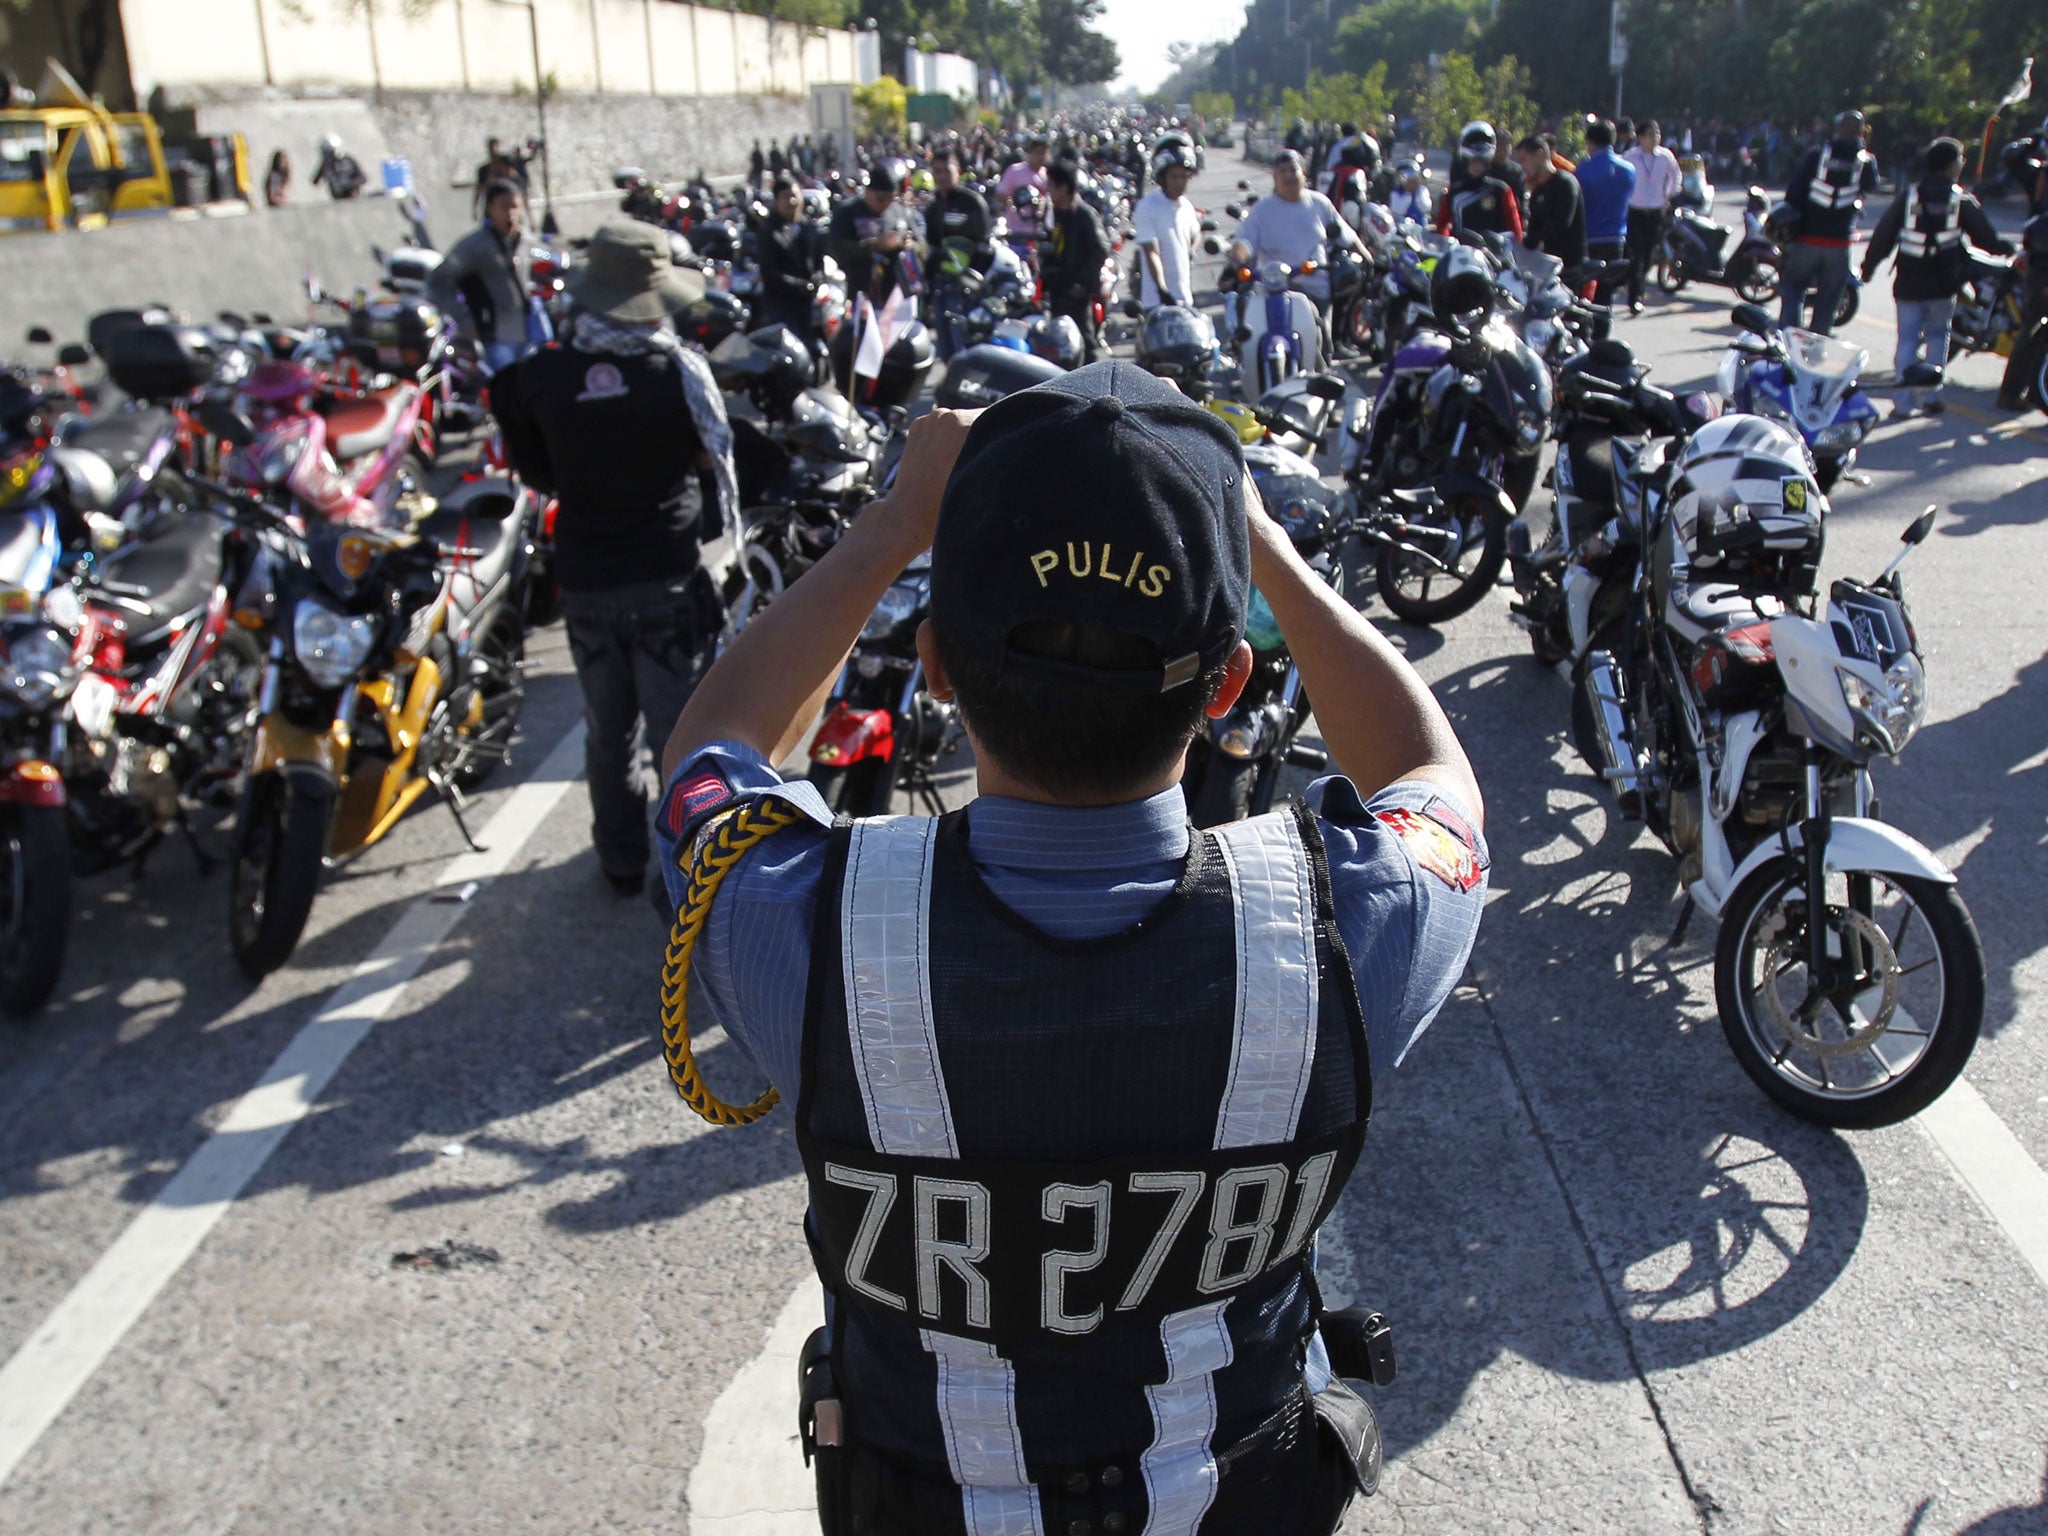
[656,741,1490,1101]
[1574,147,1638,245]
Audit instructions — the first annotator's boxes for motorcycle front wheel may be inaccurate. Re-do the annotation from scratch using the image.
[1733,254,1780,305]
[1714,859,1985,1128]
[1654,250,1687,294]
[0,803,71,1019]
[230,774,333,981]
[1373,497,1507,626]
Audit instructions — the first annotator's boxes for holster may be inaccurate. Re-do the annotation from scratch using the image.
[1314,1307,1396,1508]
[798,1327,853,1535]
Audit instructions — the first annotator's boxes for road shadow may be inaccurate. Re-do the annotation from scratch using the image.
[1904,1454,2048,1534]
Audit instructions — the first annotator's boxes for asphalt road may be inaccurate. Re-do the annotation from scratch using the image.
[2,152,2046,1536]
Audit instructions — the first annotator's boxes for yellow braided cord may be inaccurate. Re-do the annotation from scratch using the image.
[659,798,803,1126]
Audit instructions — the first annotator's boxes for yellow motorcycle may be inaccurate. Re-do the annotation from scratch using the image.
[199,457,532,979]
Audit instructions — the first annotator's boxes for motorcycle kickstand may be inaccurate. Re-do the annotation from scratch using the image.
[177,805,220,876]
[429,770,488,854]
[1666,894,1695,950]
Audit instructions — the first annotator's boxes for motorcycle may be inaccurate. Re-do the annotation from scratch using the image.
[1341,252,1553,625]
[1717,303,1877,491]
[1219,258,1326,396]
[202,410,530,978]
[222,355,436,529]
[1654,187,1781,304]
[1569,409,1981,1127]
[1506,337,1722,668]
[1947,250,2028,361]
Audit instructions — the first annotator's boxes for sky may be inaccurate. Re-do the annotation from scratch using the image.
[1097,0,1251,95]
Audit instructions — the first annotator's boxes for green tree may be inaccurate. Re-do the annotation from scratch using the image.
[1036,0,1120,86]
[1335,0,1488,85]
[1191,89,1237,123]
[854,74,909,134]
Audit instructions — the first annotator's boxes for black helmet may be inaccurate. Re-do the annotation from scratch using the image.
[1011,184,1045,217]
[1135,303,1220,387]
[1341,134,1380,173]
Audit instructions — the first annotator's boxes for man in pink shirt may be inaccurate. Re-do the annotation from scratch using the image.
[996,133,1052,236]
[1622,119,1683,312]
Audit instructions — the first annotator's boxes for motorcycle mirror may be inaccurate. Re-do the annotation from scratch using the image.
[1303,373,1346,401]
[218,310,247,329]
[1223,203,1242,219]
[1200,218,1218,233]
[199,400,257,448]
[1203,236,1223,256]
[1898,361,1945,390]
[1122,300,1143,318]
[252,311,274,325]
[1902,506,1938,545]
[57,344,91,368]
[25,326,52,345]
[1730,303,1774,337]
[1237,179,1251,191]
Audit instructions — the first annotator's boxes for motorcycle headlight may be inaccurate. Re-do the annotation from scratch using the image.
[1838,655,1925,756]
[1811,419,1869,452]
[292,599,378,689]
[2,626,73,709]
[257,420,313,487]
[861,574,929,640]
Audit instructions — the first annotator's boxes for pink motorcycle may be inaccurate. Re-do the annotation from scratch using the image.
[223,359,435,529]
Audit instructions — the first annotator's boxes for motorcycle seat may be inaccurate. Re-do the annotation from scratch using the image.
[46,445,121,513]
[92,509,224,648]
[62,406,174,480]
[418,498,522,590]
[321,389,409,462]
[1563,430,1617,508]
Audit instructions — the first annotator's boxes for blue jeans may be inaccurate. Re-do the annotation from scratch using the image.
[1894,297,1954,407]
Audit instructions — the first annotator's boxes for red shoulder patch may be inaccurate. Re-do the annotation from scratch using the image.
[1376,805,1484,893]
[662,768,735,839]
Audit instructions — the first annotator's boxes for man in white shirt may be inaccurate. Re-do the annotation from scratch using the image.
[1622,118,1683,312]
[1135,140,1203,310]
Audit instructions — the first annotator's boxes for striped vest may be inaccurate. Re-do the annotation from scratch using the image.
[1899,185,1964,260]
[796,805,1373,1535]
[1804,147,1874,212]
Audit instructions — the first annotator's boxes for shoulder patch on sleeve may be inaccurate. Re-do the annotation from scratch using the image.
[661,767,736,841]
[1376,803,1486,892]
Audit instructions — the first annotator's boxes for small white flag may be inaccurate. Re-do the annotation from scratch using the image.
[876,283,919,352]
[2000,57,2034,110]
[852,293,885,381]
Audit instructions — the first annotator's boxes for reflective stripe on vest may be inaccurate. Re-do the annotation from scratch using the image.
[1805,149,1872,211]
[830,810,1331,1536]
[1899,186,1964,259]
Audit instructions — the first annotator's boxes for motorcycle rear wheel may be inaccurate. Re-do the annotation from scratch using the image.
[1714,860,1984,1128]
[0,803,71,1019]
[1373,497,1507,626]
[1654,252,1687,294]
[1734,255,1780,305]
[230,775,332,981]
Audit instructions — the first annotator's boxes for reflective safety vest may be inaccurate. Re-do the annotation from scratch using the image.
[796,806,1373,1535]
[1899,184,1964,260]
[1804,146,1875,212]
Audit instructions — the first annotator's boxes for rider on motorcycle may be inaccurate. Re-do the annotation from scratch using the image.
[1228,150,1363,313]
[756,174,826,337]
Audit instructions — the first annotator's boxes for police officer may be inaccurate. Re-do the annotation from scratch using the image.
[490,219,739,902]
[1860,137,2011,416]
[1780,110,1881,334]
[654,363,1489,1535]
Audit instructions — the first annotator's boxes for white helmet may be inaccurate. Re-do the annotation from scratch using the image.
[1665,414,1825,584]
[321,133,342,154]
[1459,121,1496,159]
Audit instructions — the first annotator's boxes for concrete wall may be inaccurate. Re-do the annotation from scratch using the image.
[117,0,859,102]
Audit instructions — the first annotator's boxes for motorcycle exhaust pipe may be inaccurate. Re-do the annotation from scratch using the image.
[1579,650,1644,815]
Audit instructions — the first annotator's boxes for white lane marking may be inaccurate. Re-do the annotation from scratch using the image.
[690,1277,823,1533]
[1918,1077,2048,1292]
[0,723,587,1491]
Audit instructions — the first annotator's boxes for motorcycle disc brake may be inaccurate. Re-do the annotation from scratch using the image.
[1756,904,1901,1061]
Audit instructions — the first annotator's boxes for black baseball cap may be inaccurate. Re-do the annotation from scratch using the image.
[930,360,1251,693]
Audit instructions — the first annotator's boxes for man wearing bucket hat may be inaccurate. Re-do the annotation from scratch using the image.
[650,363,1487,1535]
[491,219,740,903]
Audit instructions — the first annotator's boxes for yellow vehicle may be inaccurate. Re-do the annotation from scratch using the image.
[0,104,181,232]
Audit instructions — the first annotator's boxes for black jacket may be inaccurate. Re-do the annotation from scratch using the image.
[1042,199,1110,302]
[1522,170,1586,266]
[924,186,992,253]
[1861,178,2010,300]
[489,344,706,593]
[1785,142,1880,243]
[757,212,823,311]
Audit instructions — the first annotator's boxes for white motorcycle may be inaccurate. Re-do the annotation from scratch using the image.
[1572,412,1983,1128]
[1220,258,1326,397]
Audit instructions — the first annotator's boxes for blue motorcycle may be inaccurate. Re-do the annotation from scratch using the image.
[1718,304,1879,491]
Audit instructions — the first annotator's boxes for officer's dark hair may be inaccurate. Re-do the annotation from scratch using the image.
[772,173,799,197]
[1513,134,1547,156]
[1925,137,1964,177]
[1585,117,1614,148]
[1047,162,1079,194]
[935,622,1231,802]
[931,143,960,169]
[484,178,520,208]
